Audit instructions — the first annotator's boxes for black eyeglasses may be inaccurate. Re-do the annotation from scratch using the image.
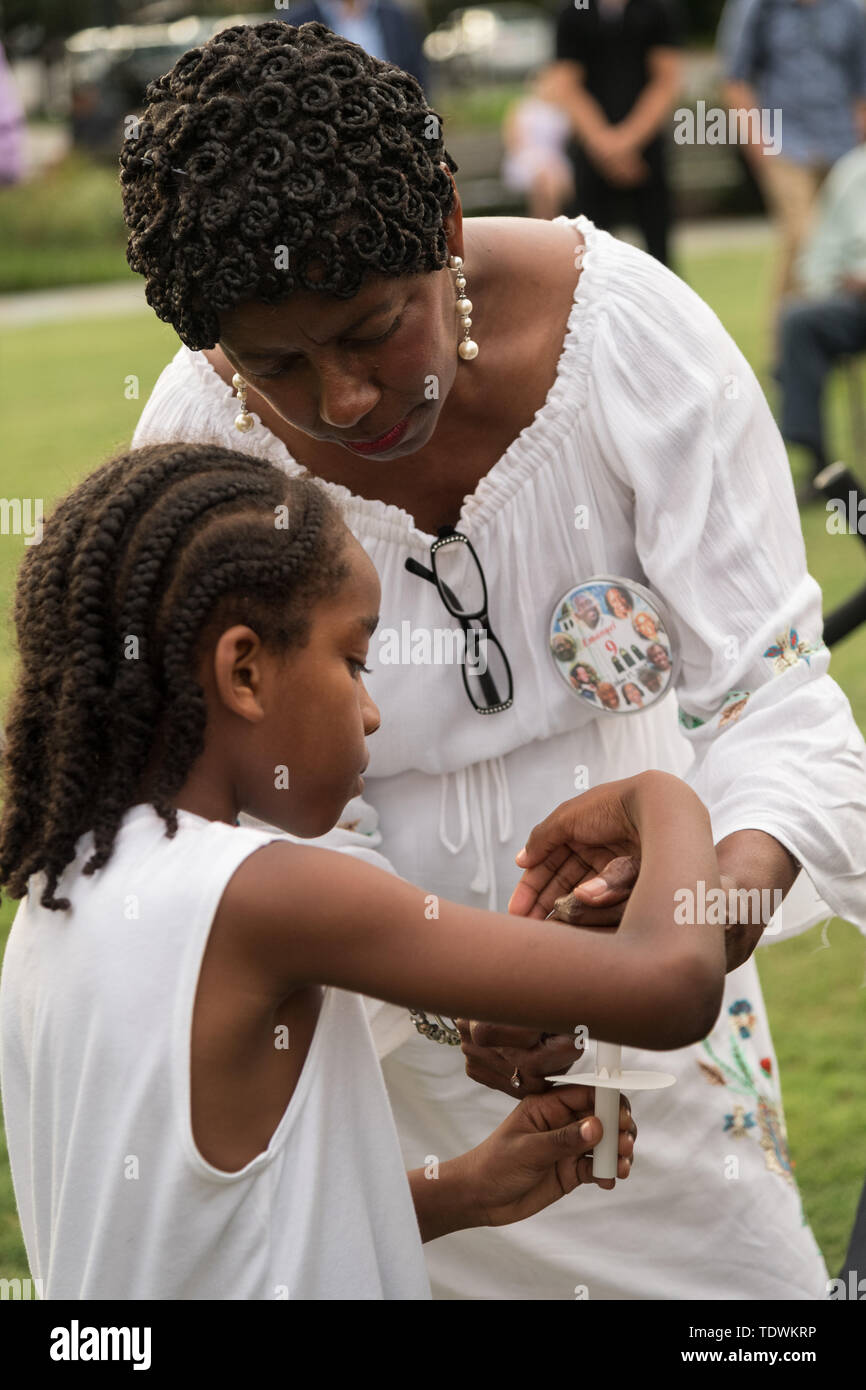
[405,526,514,714]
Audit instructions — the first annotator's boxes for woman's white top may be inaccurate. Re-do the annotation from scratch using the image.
[0,805,431,1301]
[130,214,866,1299]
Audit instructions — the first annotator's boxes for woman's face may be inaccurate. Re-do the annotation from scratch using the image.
[633,612,657,640]
[215,169,467,463]
[574,594,600,628]
[551,633,576,661]
[606,588,631,620]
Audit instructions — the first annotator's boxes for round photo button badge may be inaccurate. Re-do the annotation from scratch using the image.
[549,576,678,715]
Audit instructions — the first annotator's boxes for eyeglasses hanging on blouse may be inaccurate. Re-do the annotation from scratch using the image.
[404,525,514,714]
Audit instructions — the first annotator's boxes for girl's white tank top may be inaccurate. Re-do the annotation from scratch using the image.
[0,803,431,1300]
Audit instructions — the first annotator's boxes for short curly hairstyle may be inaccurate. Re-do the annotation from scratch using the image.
[119,20,460,351]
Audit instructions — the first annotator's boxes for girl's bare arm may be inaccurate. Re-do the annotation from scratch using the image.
[218,772,726,1051]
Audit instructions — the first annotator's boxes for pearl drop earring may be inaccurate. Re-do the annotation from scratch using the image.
[232,372,255,433]
[449,254,478,360]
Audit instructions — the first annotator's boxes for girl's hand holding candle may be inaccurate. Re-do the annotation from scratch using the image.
[444,1082,637,1226]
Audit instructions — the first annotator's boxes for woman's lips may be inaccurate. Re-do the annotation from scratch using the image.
[345,409,415,455]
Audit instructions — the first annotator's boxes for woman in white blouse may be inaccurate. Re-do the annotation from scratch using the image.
[122,20,866,1299]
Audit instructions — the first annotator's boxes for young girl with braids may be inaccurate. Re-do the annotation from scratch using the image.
[0,443,726,1301]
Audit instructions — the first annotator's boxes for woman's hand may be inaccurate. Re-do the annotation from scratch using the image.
[463,1085,636,1229]
[454,861,636,1099]
[545,852,639,927]
[507,778,645,922]
[454,781,643,1098]
[453,775,686,1097]
[455,1019,583,1096]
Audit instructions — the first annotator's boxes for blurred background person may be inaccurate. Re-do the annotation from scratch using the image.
[714,0,767,209]
[0,38,25,187]
[776,140,866,499]
[501,66,575,219]
[547,0,684,266]
[723,0,866,350]
[286,0,429,93]
[716,0,752,63]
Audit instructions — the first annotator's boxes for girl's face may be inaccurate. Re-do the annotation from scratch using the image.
[216,170,466,464]
[202,531,382,838]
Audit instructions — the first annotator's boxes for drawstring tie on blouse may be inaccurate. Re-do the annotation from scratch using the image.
[438,755,514,911]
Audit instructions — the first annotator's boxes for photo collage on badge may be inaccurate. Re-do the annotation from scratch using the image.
[549,581,674,713]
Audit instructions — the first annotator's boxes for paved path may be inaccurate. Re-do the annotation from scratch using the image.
[0,279,147,327]
[0,218,772,328]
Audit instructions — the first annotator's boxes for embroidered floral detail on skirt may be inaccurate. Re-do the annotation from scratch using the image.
[698,999,797,1191]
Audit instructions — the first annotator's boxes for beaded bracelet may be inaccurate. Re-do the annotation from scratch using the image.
[408,1009,462,1045]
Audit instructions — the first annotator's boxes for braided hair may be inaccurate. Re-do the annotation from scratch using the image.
[0,443,350,911]
[120,20,460,351]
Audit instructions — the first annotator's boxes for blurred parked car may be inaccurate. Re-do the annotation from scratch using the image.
[424,4,553,85]
[65,12,275,159]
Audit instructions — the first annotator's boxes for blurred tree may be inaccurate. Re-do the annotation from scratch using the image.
[684,0,727,42]
[1,1,132,44]
[1,0,733,53]
[425,1,728,46]
[0,0,266,46]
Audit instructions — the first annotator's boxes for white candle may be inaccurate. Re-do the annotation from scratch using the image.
[545,1045,677,1182]
[592,1041,622,1181]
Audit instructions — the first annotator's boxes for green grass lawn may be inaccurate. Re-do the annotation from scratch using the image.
[0,152,134,294]
[0,241,865,1283]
